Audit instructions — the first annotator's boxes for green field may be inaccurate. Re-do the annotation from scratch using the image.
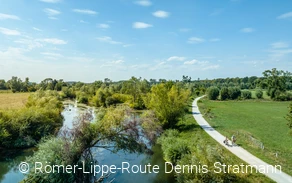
[0,92,31,109]
[198,98,292,175]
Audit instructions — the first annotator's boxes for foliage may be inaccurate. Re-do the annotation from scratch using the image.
[140,110,163,144]
[228,87,241,100]
[263,68,291,100]
[0,91,63,148]
[256,90,263,99]
[207,86,219,100]
[242,90,252,99]
[157,129,190,164]
[220,87,229,100]
[144,83,190,128]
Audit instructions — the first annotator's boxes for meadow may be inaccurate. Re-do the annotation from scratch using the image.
[198,98,292,175]
[0,92,31,109]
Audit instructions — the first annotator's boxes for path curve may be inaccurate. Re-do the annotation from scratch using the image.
[192,96,292,183]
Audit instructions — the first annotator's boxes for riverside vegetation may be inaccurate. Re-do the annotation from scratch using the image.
[0,68,291,182]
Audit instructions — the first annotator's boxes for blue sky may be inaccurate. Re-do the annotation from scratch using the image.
[0,0,291,82]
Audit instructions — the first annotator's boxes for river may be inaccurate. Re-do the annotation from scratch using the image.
[0,103,175,183]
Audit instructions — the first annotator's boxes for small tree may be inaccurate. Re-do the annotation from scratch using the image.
[228,87,241,100]
[220,87,229,100]
[256,90,263,99]
[207,87,219,100]
[242,90,252,99]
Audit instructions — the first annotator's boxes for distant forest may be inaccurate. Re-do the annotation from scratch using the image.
[1,68,291,105]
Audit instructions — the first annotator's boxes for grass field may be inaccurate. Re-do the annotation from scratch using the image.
[0,92,31,109]
[198,98,292,175]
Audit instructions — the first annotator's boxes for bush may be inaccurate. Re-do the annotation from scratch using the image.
[228,87,241,100]
[0,91,63,148]
[256,90,263,99]
[274,92,292,101]
[242,90,252,99]
[76,92,89,104]
[220,87,229,100]
[207,87,219,100]
[157,129,190,164]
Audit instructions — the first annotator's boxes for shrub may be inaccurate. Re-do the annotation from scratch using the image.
[157,129,190,164]
[220,87,229,100]
[228,87,241,100]
[207,87,220,100]
[255,90,263,99]
[242,90,252,99]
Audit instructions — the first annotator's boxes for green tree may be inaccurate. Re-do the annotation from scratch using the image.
[256,90,263,99]
[262,68,290,100]
[220,87,229,100]
[242,90,252,99]
[144,84,190,128]
[228,87,241,100]
[207,86,219,100]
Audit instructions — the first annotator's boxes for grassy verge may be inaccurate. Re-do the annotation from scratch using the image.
[198,98,292,176]
[0,93,31,109]
[158,100,273,182]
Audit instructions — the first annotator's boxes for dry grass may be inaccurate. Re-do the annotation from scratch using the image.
[0,93,31,109]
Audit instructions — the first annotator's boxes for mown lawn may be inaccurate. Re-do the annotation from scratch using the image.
[198,98,292,175]
[0,93,31,109]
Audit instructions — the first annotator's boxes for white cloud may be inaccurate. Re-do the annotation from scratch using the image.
[179,28,191,32]
[184,60,198,65]
[98,24,110,29]
[269,49,292,59]
[96,36,122,44]
[33,27,42,31]
[40,0,61,3]
[183,59,219,70]
[61,29,68,32]
[134,0,152,6]
[187,37,205,44]
[44,8,61,16]
[277,12,292,19]
[0,13,20,20]
[14,38,43,50]
[152,10,170,18]
[41,52,62,57]
[40,38,67,45]
[123,44,134,47]
[0,27,21,36]
[72,9,97,15]
[240,27,255,33]
[271,42,289,49]
[101,60,125,68]
[80,20,89,24]
[209,38,221,42]
[202,65,220,70]
[133,22,153,29]
[110,60,124,64]
[167,56,186,61]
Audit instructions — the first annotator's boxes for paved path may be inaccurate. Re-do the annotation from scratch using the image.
[192,96,292,183]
